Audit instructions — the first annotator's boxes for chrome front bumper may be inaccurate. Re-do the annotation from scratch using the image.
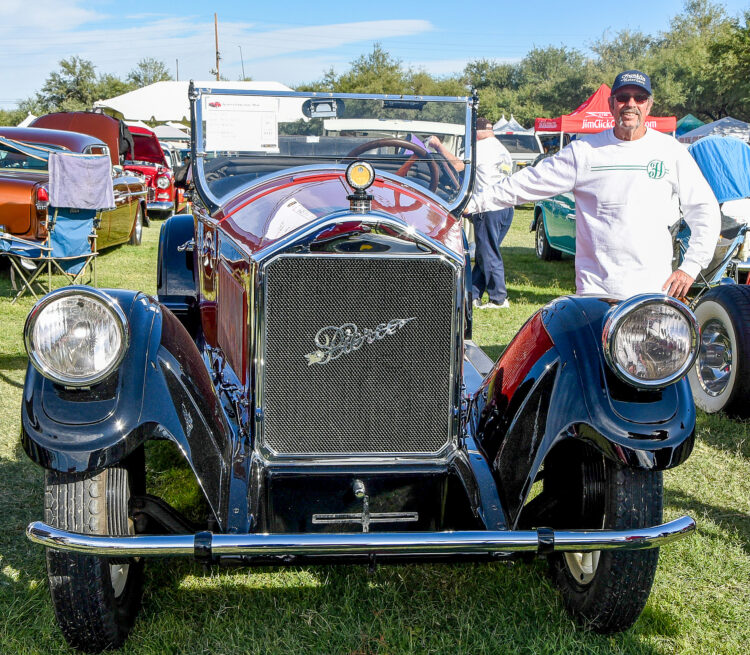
[147,201,173,212]
[27,516,695,559]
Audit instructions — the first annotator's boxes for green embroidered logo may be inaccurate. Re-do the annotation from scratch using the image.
[647,160,666,179]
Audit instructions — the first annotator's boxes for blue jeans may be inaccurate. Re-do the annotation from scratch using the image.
[471,208,514,304]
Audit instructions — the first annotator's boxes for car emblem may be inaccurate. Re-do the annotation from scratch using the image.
[304,318,416,366]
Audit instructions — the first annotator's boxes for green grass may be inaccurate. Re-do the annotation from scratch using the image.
[0,210,748,654]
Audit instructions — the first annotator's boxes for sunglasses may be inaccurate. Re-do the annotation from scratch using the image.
[613,92,650,104]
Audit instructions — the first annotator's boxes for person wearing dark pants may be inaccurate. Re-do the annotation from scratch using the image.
[428,116,514,309]
[471,206,513,308]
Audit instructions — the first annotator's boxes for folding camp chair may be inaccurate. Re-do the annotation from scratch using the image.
[0,211,98,303]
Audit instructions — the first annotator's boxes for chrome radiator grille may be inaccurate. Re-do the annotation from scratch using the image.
[261,254,458,458]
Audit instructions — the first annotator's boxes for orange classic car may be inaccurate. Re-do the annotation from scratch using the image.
[0,126,147,248]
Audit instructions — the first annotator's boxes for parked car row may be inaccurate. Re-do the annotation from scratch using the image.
[0,111,190,258]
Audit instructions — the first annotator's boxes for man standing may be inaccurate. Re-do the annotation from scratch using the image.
[469,70,720,300]
[429,117,514,309]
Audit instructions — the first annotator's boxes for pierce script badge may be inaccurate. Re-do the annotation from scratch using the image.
[305,318,416,366]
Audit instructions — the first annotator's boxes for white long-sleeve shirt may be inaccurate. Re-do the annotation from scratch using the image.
[469,128,720,299]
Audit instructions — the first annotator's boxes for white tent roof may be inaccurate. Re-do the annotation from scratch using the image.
[493,114,508,131]
[17,112,36,127]
[678,116,750,144]
[94,80,296,122]
[153,124,190,140]
[496,114,531,134]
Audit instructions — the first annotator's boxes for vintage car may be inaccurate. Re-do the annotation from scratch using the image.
[532,137,750,418]
[0,126,146,248]
[23,87,699,652]
[124,125,179,218]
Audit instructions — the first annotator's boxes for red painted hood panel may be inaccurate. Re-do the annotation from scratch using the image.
[215,171,463,256]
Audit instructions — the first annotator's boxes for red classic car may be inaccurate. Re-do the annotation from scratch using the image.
[0,125,146,248]
[124,125,179,218]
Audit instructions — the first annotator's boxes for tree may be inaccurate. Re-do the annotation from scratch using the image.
[38,56,99,112]
[127,58,172,88]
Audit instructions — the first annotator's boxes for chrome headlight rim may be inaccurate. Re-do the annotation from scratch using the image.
[602,293,699,389]
[24,286,129,387]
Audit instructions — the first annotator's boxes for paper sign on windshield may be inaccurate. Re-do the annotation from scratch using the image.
[203,95,279,152]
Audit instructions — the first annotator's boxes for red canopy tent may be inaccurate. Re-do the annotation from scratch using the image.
[534,84,676,136]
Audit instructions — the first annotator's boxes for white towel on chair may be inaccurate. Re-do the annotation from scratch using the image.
[48,152,115,210]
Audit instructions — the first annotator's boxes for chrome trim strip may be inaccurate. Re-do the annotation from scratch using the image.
[147,201,174,211]
[602,293,700,389]
[27,515,696,557]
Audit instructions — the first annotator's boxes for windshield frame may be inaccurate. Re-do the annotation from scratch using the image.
[189,84,477,216]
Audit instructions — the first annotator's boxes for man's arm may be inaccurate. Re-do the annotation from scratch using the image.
[466,145,578,213]
[663,148,721,297]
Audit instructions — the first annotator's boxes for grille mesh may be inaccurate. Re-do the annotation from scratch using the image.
[262,255,457,456]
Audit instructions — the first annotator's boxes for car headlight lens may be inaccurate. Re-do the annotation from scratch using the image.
[602,294,699,388]
[157,176,170,189]
[25,288,129,386]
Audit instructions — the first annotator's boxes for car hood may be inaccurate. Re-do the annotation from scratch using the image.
[214,170,463,257]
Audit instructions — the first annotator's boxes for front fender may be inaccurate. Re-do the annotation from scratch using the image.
[21,288,232,525]
[471,295,695,526]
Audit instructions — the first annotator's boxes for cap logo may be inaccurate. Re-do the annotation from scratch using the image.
[621,73,646,85]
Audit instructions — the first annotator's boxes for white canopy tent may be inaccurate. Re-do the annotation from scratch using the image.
[153,124,190,140]
[678,116,750,144]
[94,80,299,123]
[17,113,36,127]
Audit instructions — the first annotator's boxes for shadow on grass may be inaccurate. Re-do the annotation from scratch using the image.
[697,411,750,460]
[667,487,750,557]
[133,558,663,654]
[0,355,27,390]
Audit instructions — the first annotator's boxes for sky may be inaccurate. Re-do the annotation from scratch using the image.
[2,0,749,109]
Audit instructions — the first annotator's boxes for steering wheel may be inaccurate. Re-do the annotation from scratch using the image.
[346,138,439,192]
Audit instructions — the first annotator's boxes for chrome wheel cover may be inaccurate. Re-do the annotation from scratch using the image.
[134,209,143,243]
[536,224,544,256]
[564,551,601,585]
[696,318,733,397]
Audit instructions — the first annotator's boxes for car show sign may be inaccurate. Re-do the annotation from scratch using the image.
[203,95,279,152]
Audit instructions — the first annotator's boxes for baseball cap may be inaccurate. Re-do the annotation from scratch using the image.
[476,117,493,131]
[611,70,652,95]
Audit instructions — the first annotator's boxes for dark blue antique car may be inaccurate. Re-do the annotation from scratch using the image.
[22,87,698,652]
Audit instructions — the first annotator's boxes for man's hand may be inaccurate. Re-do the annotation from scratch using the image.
[662,270,694,298]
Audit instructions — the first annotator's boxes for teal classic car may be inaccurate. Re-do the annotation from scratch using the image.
[531,192,575,260]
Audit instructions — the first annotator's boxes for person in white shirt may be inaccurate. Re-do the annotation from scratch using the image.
[429,117,514,309]
[468,70,720,300]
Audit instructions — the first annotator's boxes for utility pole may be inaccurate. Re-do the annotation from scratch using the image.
[175,58,179,81]
[238,45,245,79]
[214,13,220,81]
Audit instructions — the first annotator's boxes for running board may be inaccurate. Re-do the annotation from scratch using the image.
[27,516,695,560]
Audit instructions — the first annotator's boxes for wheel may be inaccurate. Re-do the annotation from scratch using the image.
[44,450,145,653]
[129,203,144,246]
[688,284,750,417]
[535,215,560,261]
[544,442,662,633]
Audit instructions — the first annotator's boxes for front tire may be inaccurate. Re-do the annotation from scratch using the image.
[545,443,662,633]
[44,450,145,653]
[688,284,750,417]
[535,215,560,261]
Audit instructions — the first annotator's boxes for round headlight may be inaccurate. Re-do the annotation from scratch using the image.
[345,161,375,191]
[156,175,170,189]
[24,288,129,387]
[602,294,699,388]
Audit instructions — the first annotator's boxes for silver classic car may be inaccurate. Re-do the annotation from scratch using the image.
[22,86,699,651]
